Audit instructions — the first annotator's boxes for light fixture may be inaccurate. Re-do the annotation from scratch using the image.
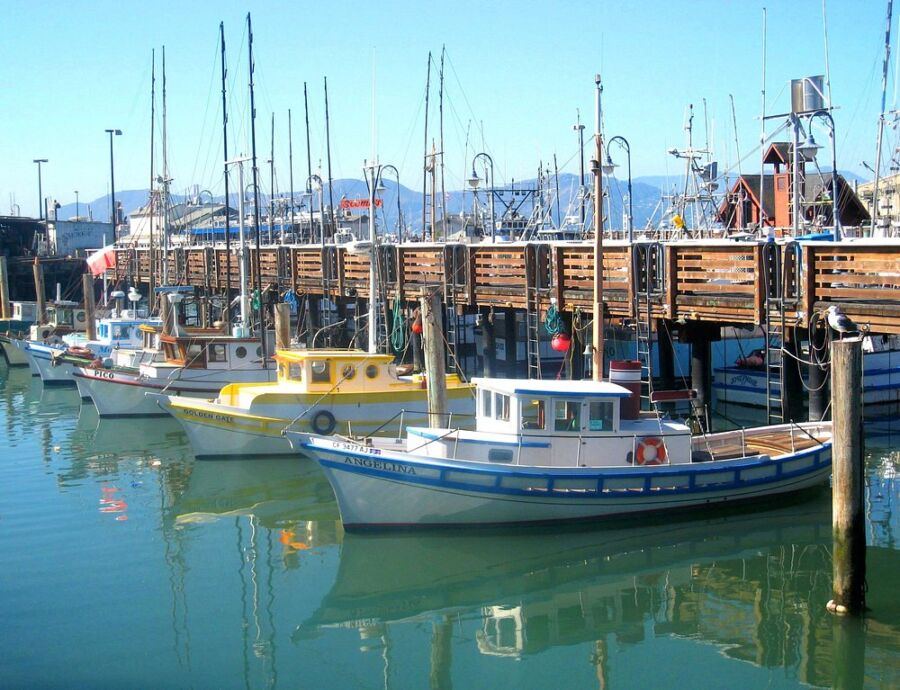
[799,131,821,162]
[467,170,481,189]
[601,154,617,176]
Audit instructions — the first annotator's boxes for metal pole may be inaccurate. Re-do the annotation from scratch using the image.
[591,74,605,381]
[33,159,47,220]
[366,162,379,354]
[792,114,800,235]
[574,112,586,225]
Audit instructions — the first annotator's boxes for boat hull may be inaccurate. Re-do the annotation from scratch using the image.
[291,434,832,529]
[0,336,31,368]
[163,390,474,458]
[26,343,74,385]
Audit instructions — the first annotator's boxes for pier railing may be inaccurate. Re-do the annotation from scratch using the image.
[113,239,900,334]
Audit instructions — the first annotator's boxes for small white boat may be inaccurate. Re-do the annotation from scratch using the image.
[286,377,832,529]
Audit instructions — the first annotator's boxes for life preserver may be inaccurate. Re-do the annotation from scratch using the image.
[66,346,94,359]
[310,409,337,435]
[636,437,666,465]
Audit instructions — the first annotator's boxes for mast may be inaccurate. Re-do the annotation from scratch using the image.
[247,12,267,366]
[422,52,431,239]
[324,77,336,238]
[873,0,894,232]
[149,49,156,310]
[161,45,170,287]
[759,7,767,230]
[269,112,275,244]
[288,109,294,236]
[303,82,313,239]
[220,22,232,318]
[439,47,446,238]
[592,74,605,381]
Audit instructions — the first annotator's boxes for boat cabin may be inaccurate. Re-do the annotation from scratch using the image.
[418,377,693,468]
[29,301,87,340]
[273,349,410,392]
[12,302,38,322]
[159,332,268,369]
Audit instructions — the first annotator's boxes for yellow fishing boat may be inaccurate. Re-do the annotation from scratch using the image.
[158,348,475,458]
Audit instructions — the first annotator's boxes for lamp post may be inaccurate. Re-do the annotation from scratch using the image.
[467,152,496,242]
[601,135,633,242]
[380,164,403,236]
[573,113,586,225]
[104,129,122,235]
[33,159,48,220]
[74,190,79,221]
[801,109,840,241]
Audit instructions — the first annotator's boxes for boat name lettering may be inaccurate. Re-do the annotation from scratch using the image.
[343,456,415,475]
[183,408,235,424]
[92,370,116,379]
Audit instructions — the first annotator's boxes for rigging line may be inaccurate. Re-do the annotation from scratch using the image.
[188,35,225,195]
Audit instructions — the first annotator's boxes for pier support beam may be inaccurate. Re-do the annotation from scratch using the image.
[828,337,865,617]
[782,336,804,422]
[657,319,676,391]
[503,309,524,378]
[808,327,829,421]
[0,256,10,319]
[479,309,496,377]
[684,322,718,430]
[32,258,46,324]
[274,301,291,351]
[569,311,585,380]
[421,289,449,427]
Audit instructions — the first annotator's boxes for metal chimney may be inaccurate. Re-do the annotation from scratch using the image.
[791,76,825,113]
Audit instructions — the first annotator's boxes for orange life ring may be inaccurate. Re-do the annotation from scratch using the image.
[67,346,94,359]
[636,437,666,465]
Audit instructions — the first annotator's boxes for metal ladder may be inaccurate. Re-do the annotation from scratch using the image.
[441,244,460,373]
[763,240,791,425]
[524,244,544,380]
[632,243,660,409]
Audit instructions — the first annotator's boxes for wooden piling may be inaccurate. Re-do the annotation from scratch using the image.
[32,257,46,323]
[274,301,291,351]
[160,296,171,336]
[827,337,865,616]
[808,326,828,422]
[0,256,10,319]
[82,274,96,341]
[421,289,449,428]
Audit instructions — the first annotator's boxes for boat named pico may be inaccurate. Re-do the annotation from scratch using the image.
[286,377,832,529]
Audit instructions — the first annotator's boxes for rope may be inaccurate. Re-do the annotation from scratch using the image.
[390,296,407,353]
[543,303,562,336]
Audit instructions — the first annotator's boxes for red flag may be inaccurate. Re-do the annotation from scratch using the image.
[86,245,116,277]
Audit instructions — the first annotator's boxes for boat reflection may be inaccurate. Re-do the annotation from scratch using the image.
[295,494,867,686]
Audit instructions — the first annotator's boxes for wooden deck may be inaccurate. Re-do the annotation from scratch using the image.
[114,239,900,334]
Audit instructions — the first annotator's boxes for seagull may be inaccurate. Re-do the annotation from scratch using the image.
[826,306,858,338]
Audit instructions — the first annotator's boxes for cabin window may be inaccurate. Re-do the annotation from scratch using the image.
[488,448,514,464]
[163,343,177,360]
[521,398,545,430]
[208,344,228,363]
[288,362,302,381]
[256,346,262,358]
[554,400,581,432]
[186,343,205,365]
[342,364,356,380]
[494,393,510,421]
[481,390,492,417]
[235,346,248,359]
[588,401,615,431]
[365,364,379,379]
[311,360,331,383]
[98,325,109,339]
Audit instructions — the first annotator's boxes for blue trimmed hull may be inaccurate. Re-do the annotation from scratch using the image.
[291,433,832,529]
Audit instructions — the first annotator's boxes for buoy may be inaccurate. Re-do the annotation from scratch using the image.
[550,332,571,352]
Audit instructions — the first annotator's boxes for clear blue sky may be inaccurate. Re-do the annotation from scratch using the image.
[1,0,893,217]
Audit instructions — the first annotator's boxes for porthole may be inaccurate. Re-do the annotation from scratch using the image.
[235,346,247,359]
[365,364,378,379]
[256,346,262,357]
[342,364,356,380]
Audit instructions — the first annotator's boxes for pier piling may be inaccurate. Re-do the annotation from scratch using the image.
[421,289,449,427]
[827,337,866,616]
[32,258,46,323]
[274,302,291,351]
[0,256,10,319]
[82,274,96,341]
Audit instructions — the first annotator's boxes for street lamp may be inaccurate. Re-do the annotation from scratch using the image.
[803,109,840,240]
[380,164,403,237]
[601,135,633,242]
[74,191,79,220]
[468,152,496,242]
[33,159,48,220]
[104,129,122,234]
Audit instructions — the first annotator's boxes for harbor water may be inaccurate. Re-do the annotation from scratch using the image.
[1,362,898,689]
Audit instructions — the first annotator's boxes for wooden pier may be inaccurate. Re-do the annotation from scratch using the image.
[113,240,900,335]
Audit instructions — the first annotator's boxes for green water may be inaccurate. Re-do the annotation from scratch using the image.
[1,363,898,689]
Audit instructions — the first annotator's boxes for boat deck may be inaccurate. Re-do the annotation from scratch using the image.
[698,426,831,461]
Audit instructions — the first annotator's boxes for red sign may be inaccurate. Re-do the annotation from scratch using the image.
[340,198,383,209]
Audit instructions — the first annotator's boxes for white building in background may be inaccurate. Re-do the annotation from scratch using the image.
[856,171,900,236]
[44,220,114,256]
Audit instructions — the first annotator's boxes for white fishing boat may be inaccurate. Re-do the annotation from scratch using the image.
[158,348,475,458]
[71,328,277,417]
[286,377,832,529]
[0,301,39,366]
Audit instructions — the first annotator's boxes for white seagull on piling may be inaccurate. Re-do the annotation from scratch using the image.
[826,306,858,338]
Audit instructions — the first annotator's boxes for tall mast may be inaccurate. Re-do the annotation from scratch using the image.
[759,8,767,230]
[592,74,605,381]
[220,22,232,317]
[324,77,336,237]
[247,12,267,366]
[438,47,446,238]
[270,112,275,244]
[161,45,170,287]
[303,82,313,239]
[288,109,294,236]
[149,49,156,309]
[873,0,894,232]
[422,52,431,239]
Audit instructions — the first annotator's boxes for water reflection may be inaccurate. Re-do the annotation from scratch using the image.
[294,495,898,688]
